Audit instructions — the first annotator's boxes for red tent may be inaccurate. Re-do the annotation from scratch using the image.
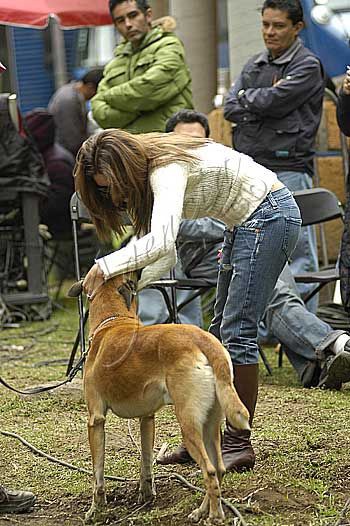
[0,0,111,29]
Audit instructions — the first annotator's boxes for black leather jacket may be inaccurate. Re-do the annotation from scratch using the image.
[224,38,325,175]
[336,90,350,311]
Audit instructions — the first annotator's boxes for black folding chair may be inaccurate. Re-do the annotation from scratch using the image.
[293,187,343,304]
[66,193,93,374]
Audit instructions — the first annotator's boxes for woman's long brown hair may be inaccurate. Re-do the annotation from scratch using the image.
[74,129,209,240]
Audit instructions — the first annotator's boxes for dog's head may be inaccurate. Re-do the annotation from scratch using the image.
[68,272,138,311]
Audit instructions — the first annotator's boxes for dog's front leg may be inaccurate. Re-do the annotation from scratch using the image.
[138,415,156,504]
[85,413,107,524]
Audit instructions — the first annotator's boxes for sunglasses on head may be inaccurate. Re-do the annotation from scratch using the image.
[96,185,110,198]
[96,186,127,211]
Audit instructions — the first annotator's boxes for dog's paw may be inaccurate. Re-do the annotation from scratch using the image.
[205,517,225,525]
[188,508,204,523]
[137,489,156,505]
[138,480,156,505]
[84,505,107,524]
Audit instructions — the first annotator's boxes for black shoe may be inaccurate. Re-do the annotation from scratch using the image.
[300,361,322,388]
[0,486,36,514]
[318,349,350,390]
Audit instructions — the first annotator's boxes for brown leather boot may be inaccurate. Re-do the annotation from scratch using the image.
[222,364,259,472]
[156,443,194,465]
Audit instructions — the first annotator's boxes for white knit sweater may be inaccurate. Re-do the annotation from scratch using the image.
[97,141,277,290]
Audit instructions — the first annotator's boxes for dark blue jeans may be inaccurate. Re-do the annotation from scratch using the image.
[209,187,301,365]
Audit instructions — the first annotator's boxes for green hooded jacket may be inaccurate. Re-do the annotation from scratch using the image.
[91,17,193,132]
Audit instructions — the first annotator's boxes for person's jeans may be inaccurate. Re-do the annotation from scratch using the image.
[262,264,333,383]
[209,187,301,365]
[277,171,319,313]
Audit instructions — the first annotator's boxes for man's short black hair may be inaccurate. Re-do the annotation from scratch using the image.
[81,68,104,88]
[261,0,303,25]
[165,110,210,138]
[109,0,150,15]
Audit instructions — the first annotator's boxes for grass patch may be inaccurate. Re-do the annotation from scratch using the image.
[1,285,350,525]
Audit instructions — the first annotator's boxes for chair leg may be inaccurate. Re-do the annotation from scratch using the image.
[176,289,203,313]
[169,268,179,323]
[278,345,284,368]
[151,286,176,323]
[259,346,273,375]
[66,308,89,376]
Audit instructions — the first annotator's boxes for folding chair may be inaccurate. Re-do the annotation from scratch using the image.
[293,187,343,304]
[66,193,93,374]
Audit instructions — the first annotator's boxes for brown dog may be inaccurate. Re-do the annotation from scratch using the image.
[69,273,250,524]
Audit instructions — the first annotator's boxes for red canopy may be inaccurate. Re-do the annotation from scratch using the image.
[0,0,111,28]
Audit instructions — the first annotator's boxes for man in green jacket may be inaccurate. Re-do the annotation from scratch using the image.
[91,0,193,132]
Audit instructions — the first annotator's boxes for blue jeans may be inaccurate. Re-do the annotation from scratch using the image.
[262,264,334,384]
[209,187,301,365]
[277,171,319,313]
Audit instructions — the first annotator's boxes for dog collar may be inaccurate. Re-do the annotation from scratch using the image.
[88,315,119,345]
[88,314,136,346]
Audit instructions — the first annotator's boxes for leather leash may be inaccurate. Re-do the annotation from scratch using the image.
[0,315,125,396]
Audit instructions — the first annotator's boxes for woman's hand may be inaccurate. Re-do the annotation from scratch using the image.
[83,263,105,300]
[343,68,350,95]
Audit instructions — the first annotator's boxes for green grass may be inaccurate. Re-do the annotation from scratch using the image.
[1,285,350,525]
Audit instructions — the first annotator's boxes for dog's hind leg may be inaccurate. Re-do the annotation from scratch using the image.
[202,402,226,522]
[176,409,223,524]
[85,399,107,524]
[138,415,156,504]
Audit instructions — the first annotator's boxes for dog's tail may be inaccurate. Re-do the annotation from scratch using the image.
[199,332,251,431]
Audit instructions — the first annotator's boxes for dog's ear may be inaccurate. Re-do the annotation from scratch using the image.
[67,280,83,297]
[117,284,133,310]
[117,279,137,310]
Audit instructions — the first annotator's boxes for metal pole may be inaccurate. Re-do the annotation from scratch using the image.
[49,14,68,89]
[170,0,217,113]
[152,0,169,18]
[5,27,18,95]
[72,210,86,359]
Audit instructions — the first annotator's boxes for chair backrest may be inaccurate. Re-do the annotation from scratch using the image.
[70,192,91,223]
[70,191,132,226]
[293,187,343,227]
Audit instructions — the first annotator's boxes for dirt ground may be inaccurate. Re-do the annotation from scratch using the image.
[1,297,350,526]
